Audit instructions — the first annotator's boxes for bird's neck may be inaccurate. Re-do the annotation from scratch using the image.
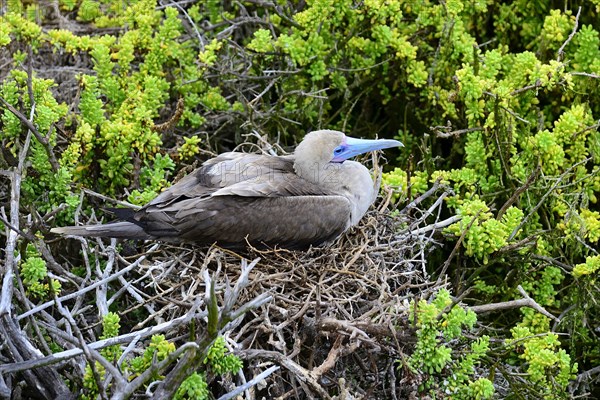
[337,161,376,225]
[293,157,327,185]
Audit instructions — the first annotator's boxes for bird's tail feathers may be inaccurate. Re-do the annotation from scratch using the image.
[51,221,151,240]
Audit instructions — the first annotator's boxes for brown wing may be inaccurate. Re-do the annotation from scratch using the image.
[137,195,351,249]
[133,153,350,249]
[146,153,298,208]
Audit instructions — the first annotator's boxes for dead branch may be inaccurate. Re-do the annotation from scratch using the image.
[469,285,559,322]
[0,80,74,398]
[0,305,208,375]
[216,365,280,400]
[239,349,332,399]
[432,124,483,139]
[510,79,542,96]
[17,243,160,321]
[570,71,600,79]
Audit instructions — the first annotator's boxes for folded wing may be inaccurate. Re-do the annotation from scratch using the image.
[130,153,352,249]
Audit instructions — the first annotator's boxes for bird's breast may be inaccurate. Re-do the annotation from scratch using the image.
[321,161,375,226]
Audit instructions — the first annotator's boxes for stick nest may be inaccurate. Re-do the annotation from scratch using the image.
[143,206,437,398]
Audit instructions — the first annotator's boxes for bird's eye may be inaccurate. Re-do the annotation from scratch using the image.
[333,146,344,155]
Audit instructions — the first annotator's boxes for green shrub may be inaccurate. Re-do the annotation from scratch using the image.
[507,327,577,399]
[408,289,494,399]
[19,244,61,298]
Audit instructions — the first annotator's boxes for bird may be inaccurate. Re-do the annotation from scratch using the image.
[51,130,403,249]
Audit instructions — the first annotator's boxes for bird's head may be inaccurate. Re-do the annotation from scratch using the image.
[295,129,403,165]
[293,129,403,183]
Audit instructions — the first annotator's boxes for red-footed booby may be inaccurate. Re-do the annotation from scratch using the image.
[51,130,403,249]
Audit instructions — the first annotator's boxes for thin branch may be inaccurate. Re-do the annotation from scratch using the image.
[432,124,483,139]
[557,6,581,62]
[574,364,600,386]
[0,103,35,315]
[82,188,142,210]
[52,292,120,399]
[0,92,60,172]
[510,79,542,96]
[216,365,280,400]
[17,244,160,320]
[570,71,600,79]
[120,342,201,400]
[469,285,559,322]
[499,104,531,125]
[532,254,573,271]
[409,216,461,236]
[497,162,541,219]
[2,306,208,374]
[239,349,332,399]
[400,179,444,215]
[434,210,482,287]
[408,191,448,231]
[508,157,592,241]
[163,0,205,50]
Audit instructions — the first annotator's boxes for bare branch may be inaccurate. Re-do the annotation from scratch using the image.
[571,71,600,79]
[1,304,208,374]
[509,157,592,240]
[469,285,559,322]
[17,244,160,321]
[497,162,541,219]
[216,365,280,400]
[557,7,582,62]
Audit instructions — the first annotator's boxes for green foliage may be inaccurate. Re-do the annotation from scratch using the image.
[19,244,61,298]
[2,10,42,43]
[81,363,105,400]
[77,0,101,22]
[573,255,600,278]
[444,199,523,264]
[127,153,176,205]
[127,334,176,381]
[122,335,241,399]
[203,336,243,375]
[573,25,600,73]
[2,0,231,207]
[171,336,242,400]
[174,372,209,400]
[559,208,600,245]
[372,4,600,385]
[0,67,77,223]
[198,39,223,66]
[382,168,430,203]
[508,327,577,399]
[100,312,122,362]
[540,9,574,51]
[408,289,493,399]
[178,135,202,161]
[245,0,435,127]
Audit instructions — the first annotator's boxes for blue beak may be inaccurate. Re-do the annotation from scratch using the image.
[332,136,404,162]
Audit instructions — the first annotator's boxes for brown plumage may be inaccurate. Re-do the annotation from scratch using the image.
[51,130,403,249]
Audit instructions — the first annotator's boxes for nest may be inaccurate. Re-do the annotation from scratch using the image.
[139,208,438,398]
[86,192,444,399]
